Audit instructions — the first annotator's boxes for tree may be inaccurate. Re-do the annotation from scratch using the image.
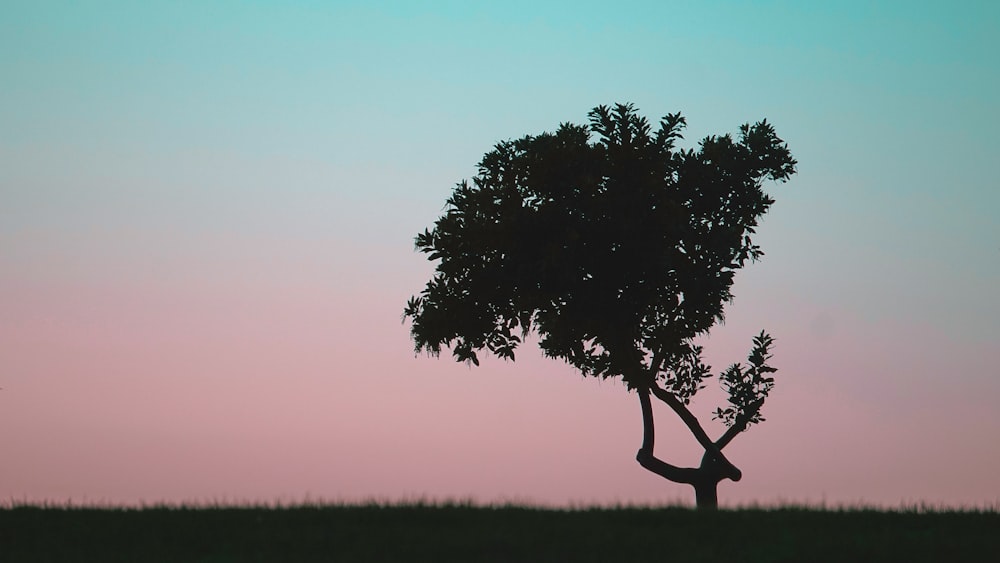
[404,103,796,508]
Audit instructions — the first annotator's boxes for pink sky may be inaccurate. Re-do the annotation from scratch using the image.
[3,247,997,508]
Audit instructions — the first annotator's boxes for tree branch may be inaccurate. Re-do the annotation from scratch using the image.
[636,388,699,484]
[715,398,765,450]
[649,382,742,482]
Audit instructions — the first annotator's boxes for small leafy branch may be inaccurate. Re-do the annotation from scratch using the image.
[715,331,776,428]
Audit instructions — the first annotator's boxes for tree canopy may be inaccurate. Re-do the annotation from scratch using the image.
[405,103,794,389]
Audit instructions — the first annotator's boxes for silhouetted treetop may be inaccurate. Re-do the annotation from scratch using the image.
[405,103,795,391]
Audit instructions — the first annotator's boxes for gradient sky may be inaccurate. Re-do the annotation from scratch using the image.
[2,1,998,508]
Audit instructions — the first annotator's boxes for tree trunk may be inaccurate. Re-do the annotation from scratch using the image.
[694,480,719,510]
[635,388,727,510]
[693,450,725,510]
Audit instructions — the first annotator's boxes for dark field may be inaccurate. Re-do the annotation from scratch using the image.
[3,502,998,562]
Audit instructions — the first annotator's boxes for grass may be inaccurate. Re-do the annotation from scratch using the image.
[2,501,998,562]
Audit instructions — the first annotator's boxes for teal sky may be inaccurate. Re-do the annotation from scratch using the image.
[2,1,998,507]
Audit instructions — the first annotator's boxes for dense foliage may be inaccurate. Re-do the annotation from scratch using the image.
[405,103,795,417]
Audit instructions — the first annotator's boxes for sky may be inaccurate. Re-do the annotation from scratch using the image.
[2,1,998,508]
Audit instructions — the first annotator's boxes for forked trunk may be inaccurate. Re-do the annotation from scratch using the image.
[636,387,730,510]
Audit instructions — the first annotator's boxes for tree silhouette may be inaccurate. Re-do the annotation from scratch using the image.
[404,103,796,508]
